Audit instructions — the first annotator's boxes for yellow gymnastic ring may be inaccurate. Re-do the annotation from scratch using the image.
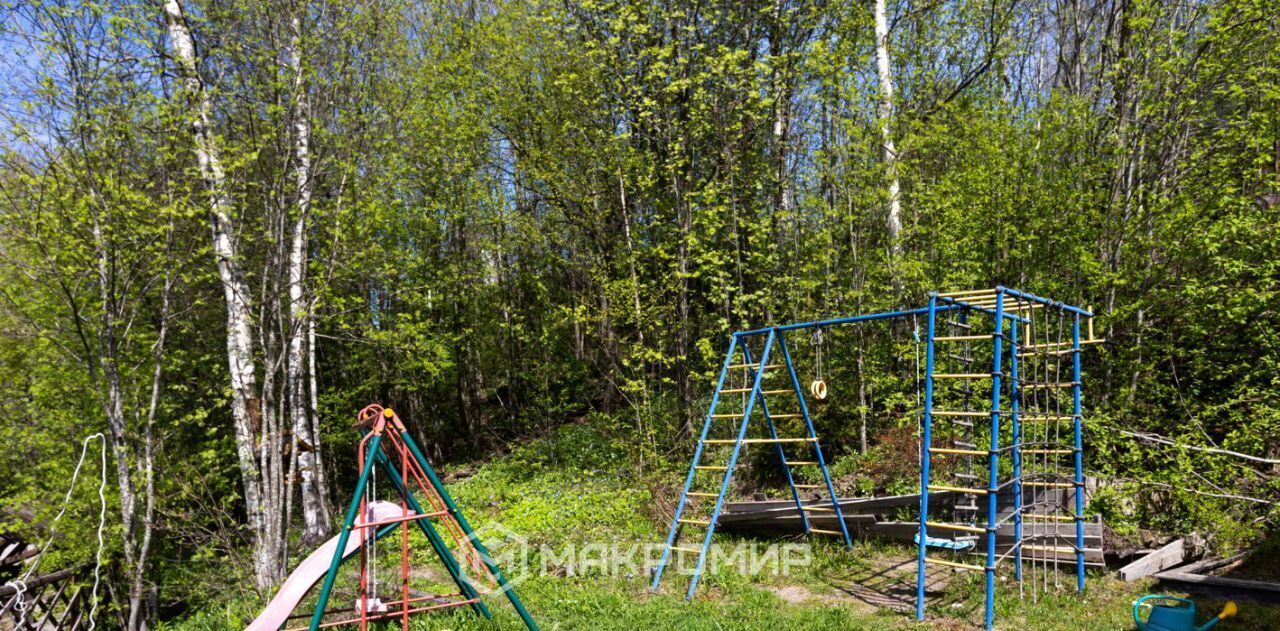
[809,380,828,400]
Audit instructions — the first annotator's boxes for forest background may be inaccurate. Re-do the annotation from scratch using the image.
[1,0,1277,627]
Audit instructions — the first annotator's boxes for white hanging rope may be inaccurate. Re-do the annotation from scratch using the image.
[3,433,106,629]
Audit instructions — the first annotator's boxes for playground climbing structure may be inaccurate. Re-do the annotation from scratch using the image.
[249,405,537,631]
[652,287,1099,629]
[916,287,1098,630]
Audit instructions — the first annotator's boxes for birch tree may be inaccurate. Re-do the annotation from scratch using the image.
[160,0,282,589]
[283,7,331,545]
[874,0,903,263]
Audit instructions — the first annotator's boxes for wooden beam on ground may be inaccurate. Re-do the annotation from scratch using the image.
[1156,571,1280,605]
[1118,539,1189,581]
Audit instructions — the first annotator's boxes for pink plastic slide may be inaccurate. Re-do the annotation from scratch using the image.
[246,501,415,631]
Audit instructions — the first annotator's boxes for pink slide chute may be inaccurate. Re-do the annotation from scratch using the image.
[246,501,414,631]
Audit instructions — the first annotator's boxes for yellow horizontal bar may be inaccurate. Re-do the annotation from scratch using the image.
[669,546,702,554]
[926,521,986,534]
[787,460,818,465]
[933,410,989,417]
[793,484,824,489]
[687,492,717,498]
[928,484,989,495]
[1023,382,1075,389]
[720,388,754,394]
[801,506,835,512]
[1022,449,1073,455]
[929,447,986,456]
[678,518,710,526]
[727,363,781,370]
[809,528,845,536]
[934,335,993,342]
[934,373,992,379]
[695,465,727,471]
[1019,414,1075,421]
[1022,515,1080,523]
[939,289,996,298]
[1023,481,1075,489]
[702,437,816,444]
[1020,544,1097,554]
[924,557,985,572]
[709,412,801,418]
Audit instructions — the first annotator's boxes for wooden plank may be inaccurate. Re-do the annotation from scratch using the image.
[1156,571,1280,605]
[1118,539,1188,581]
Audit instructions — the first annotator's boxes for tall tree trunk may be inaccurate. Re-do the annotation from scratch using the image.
[284,9,330,546]
[874,0,904,272]
[161,0,276,590]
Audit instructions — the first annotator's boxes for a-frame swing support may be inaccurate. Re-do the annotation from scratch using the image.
[306,407,538,631]
[652,305,971,599]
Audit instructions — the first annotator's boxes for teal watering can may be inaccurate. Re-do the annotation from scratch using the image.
[1133,595,1237,631]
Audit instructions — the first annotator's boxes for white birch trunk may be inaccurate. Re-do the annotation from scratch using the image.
[161,0,274,590]
[284,12,330,544]
[874,0,903,259]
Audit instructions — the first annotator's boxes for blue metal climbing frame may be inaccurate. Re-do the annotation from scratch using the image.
[916,287,1095,630]
[651,289,1095,628]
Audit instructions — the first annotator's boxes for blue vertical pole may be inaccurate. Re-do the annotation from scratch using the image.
[1072,313,1086,592]
[985,289,1006,631]
[687,330,777,600]
[776,333,851,547]
[741,340,813,537]
[915,294,938,621]
[1010,313,1023,582]
[652,335,740,591]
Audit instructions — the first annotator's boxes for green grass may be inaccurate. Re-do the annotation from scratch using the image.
[163,420,1280,630]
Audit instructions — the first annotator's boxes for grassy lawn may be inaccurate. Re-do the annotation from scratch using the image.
[164,422,1280,630]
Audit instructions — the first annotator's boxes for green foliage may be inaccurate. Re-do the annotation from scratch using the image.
[4,0,1280,625]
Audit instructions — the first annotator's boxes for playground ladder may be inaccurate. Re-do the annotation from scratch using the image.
[916,287,1091,631]
[651,328,851,600]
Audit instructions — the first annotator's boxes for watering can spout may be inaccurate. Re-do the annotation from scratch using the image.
[1195,601,1237,631]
